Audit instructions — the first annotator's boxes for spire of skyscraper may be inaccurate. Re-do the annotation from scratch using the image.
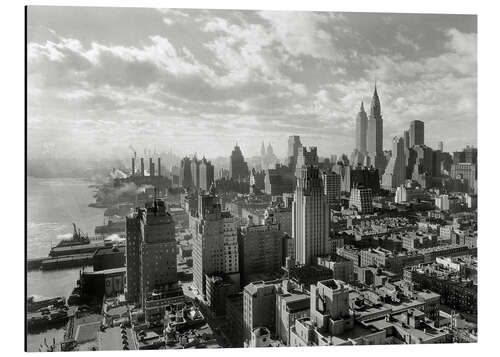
[360,101,365,112]
[370,83,381,119]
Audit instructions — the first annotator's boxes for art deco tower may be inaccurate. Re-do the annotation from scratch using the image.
[367,84,385,174]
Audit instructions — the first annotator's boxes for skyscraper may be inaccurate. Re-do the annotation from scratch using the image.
[139,200,178,309]
[382,136,406,190]
[287,135,302,169]
[229,144,250,180]
[293,166,330,265]
[199,156,215,192]
[125,199,178,308]
[180,156,192,189]
[409,120,425,147]
[366,84,385,174]
[192,187,240,296]
[322,171,341,206]
[355,102,368,154]
[191,155,200,190]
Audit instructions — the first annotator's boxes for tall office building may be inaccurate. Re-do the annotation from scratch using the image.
[191,155,200,190]
[125,208,143,305]
[287,136,302,168]
[355,102,368,154]
[230,144,250,180]
[192,189,224,296]
[409,120,425,147]
[192,187,240,296]
[199,156,215,192]
[125,199,177,308]
[239,223,283,285]
[438,141,444,152]
[293,166,330,265]
[366,84,385,174]
[180,156,192,190]
[322,171,341,206]
[139,200,177,309]
[382,136,406,190]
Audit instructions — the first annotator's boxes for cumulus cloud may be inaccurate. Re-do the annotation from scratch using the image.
[27,8,477,159]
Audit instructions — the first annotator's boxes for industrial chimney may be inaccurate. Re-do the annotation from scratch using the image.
[131,157,135,176]
[149,158,154,177]
[140,158,145,177]
[157,157,161,177]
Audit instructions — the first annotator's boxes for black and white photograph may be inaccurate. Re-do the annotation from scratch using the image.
[21,2,490,353]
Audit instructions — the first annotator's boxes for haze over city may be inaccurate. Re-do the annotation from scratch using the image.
[28,7,476,160]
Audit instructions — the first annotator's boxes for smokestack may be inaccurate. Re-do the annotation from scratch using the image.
[131,157,135,176]
[149,158,154,177]
[140,158,144,177]
[157,157,161,177]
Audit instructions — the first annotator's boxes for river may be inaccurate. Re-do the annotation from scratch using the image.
[26,177,106,352]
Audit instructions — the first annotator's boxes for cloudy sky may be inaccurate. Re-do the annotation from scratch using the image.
[27,6,477,160]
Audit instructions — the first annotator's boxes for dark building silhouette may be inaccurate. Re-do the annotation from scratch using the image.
[229,144,249,180]
[180,157,192,190]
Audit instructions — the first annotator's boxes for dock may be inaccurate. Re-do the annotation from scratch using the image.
[27,253,94,271]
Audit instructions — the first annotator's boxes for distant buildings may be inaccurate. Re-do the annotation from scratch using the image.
[451,163,477,194]
[382,136,406,190]
[394,185,429,204]
[264,164,294,196]
[250,168,266,193]
[260,142,279,170]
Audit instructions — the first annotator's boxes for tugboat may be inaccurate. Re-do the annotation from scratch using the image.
[54,223,90,248]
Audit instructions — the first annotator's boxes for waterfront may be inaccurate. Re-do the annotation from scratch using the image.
[26,177,105,351]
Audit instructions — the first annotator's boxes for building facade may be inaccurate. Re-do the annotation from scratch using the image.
[293,166,330,265]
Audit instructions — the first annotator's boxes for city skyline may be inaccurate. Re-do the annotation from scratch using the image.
[28,7,477,160]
